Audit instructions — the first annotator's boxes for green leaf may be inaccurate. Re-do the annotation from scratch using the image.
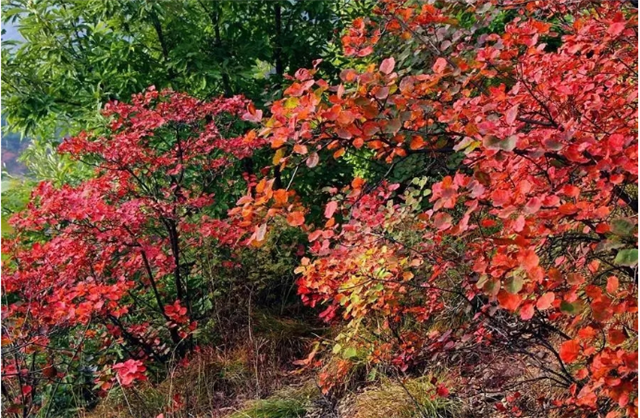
[383,118,402,135]
[343,347,358,359]
[476,274,488,289]
[483,278,500,296]
[560,300,580,315]
[505,274,524,294]
[611,218,637,237]
[614,249,638,267]
[483,135,517,152]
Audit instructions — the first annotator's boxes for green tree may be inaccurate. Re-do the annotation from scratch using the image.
[1,0,348,137]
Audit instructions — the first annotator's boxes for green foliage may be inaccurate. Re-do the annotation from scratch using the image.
[0,178,32,235]
[231,384,318,418]
[232,398,307,418]
[614,249,638,267]
[19,138,93,185]
[2,0,346,137]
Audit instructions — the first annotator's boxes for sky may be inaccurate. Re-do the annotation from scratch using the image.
[1,18,28,177]
[2,18,24,44]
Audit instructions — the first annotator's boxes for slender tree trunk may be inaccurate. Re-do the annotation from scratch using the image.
[212,3,234,96]
[150,13,176,81]
[273,2,284,189]
[274,3,284,77]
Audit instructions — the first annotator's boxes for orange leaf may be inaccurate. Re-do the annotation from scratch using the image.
[292,346,319,367]
[340,69,358,83]
[286,211,305,227]
[273,189,288,205]
[409,135,425,150]
[558,203,578,215]
[271,137,286,149]
[337,111,355,126]
[293,144,308,155]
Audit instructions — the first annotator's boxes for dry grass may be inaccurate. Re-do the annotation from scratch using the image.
[349,376,461,418]
[82,347,256,418]
[82,311,319,418]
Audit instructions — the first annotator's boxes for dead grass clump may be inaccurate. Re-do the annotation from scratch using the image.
[82,345,284,418]
[350,376,461,418]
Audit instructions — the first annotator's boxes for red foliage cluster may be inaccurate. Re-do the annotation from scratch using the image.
[1,88,266,413]
[256,0,638,415]
[1,1,637,417]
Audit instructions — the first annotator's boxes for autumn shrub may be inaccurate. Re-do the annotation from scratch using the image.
[1,0,637,417]
[1,88,270,416]
[240,0,638,416]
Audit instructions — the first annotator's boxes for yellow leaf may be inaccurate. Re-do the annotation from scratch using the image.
[273,148,285,165]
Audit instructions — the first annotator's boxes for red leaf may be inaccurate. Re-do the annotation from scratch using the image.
[432,57,447,74]
[505,104,519,125]
[520,249,539,272]
[436,384,450,397]
[608,21,626,37]
[559,340,581,364]
[433,212,452,231]
[308,230,323,242]
[379,57,395,75]
[497,290,521,312]
[608,328,626,346]
[520,302,535,320]
[536,292,555,310]
[358,46,374,57]
[307,152,320,168]
[324,201,338,219]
